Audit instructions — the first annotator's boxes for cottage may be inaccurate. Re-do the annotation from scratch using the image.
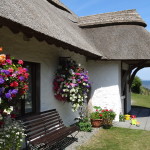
[0,0,150,125]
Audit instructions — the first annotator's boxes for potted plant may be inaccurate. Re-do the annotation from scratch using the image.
[90,106,103,128]
[101,109,116,129]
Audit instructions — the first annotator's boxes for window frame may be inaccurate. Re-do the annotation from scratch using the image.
[19,61,40,116]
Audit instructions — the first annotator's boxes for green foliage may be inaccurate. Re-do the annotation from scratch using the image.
[131,76,142,94]
[101,109,116,120]
[75,106,92,132]
[89,106,102,119]
[90,112,101,119]
[119,114,125,122]
[77,117,92,132]
[0,117,25,150]
[140,86,150,95]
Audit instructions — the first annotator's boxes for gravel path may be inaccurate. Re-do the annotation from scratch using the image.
[65,128,100,150]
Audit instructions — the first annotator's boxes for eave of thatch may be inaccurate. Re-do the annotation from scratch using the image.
[0,0,150,61]
[0,0,101,59]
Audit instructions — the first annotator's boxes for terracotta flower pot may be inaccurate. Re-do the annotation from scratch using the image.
[91,119,103,128]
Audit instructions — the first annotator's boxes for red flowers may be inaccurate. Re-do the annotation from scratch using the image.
[8,68,14,73]
[10,114,16,118]
[10,81,19,87]
[0,54,29,109]
[99,114,103,117]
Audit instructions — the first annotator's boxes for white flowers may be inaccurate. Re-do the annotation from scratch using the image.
[3,106,13,114]
[54,58,91,111]
[0,116,26,149]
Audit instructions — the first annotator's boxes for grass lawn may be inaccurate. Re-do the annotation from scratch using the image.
[77,127,150,150]
[131,93,150,108]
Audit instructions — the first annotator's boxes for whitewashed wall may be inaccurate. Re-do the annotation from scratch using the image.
[0,26,88,125]
[87,60,122,121]
[0,26,126,124]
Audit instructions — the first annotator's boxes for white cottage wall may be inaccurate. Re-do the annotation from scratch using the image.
[87,60,122,121]
[0,26,88,125]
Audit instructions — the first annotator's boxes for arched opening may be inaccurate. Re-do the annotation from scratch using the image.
[121,63,150,130]
[121,60,150,114]
[131,68,150,108]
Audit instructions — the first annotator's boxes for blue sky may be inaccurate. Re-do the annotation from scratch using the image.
[61,0,150,80]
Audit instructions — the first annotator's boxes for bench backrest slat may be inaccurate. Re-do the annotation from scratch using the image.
[23,109,65,141]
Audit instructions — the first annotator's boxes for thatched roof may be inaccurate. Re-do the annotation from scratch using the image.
[0,0,101,59]
[83,25,150,59]
[78,9,150,60]
[0,0,150,60]
[78,10,146,28]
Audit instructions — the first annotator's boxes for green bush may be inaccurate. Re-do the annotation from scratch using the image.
[131,76,142,94]
[76,117,92,132]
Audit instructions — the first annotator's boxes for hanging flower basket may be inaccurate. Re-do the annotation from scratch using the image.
[0,53,29,111]
[53,58,91,111]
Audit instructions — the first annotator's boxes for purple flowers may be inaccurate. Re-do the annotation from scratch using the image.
[11,89,18,95]
[54,58,91,111]
[1,69,10,75]
[0,77,4,84]
[5,92,11,99]
[19,76,25,81]
[4,89,18,99]
[0,56,29,107]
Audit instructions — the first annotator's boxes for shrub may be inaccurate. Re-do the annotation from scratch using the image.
[131,76,142,94]
[77,117,92,132]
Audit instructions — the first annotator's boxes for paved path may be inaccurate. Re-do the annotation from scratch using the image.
[114,106,150,131]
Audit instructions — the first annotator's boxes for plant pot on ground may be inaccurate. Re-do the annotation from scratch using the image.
[101,109,116,129]
[90,106,103,128]
[90,119,103,128]
[103,119,113,129]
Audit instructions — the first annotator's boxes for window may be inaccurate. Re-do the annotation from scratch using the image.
[15,61,40,116]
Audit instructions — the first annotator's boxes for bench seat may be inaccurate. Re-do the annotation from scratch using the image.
[21,109,79,149]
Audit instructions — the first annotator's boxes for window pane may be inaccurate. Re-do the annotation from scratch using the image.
[24,65,33,113]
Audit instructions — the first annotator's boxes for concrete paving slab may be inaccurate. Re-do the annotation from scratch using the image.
[114,106,150,131]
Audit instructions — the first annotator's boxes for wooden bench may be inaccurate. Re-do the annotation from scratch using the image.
[21,109,79,149]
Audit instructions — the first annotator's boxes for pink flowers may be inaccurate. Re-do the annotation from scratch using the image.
[0,55,29,110]
[53,58,91,111]
[75,73,81,75]
[18,60,23,65]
